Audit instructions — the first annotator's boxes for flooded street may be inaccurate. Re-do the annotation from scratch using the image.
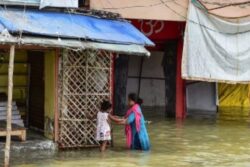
[4,113,250,167]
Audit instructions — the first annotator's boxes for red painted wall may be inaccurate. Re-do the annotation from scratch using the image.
[131,19,186,119]
[176,39,186,119]
[131,20,185,51]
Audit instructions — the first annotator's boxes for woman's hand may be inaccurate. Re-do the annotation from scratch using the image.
[109,114,123,122]
[109,114,127,125]
[115,118,127,125]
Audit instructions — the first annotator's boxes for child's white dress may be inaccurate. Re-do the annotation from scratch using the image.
[96,111,111,141]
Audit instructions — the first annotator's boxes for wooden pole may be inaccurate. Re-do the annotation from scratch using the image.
[137,57,144,96]
[4,45,15,167]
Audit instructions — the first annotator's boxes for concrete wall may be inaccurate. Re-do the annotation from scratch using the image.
[0,50,28,119]
[126,51,165,107]
[0,49,57,139]
[186,82,217,116]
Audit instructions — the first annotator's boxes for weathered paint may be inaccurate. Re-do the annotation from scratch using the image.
[0,50,27,117]
[186,82,217,117]
[0,76,27,87]
[0,36,151,56]
[114,55,129,115]
[54,49,59,142]
[126,51,165,108]
[44,50,56,140]
[176,39,186,119]
[40,0,78,8]
[0,0,39,6]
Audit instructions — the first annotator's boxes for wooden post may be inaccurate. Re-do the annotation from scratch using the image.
[54,49,59,142]
[114,55,129,116]
[163,41,178,118]
[137,57,144,96]
[4,45,15,167]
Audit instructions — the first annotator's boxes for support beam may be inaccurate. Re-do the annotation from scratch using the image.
[54,49,60,142]
[114,55,129,116]
[163,40,178,118]
[4,45,15,167]
[137,57,144,96]
[176,39,186,119]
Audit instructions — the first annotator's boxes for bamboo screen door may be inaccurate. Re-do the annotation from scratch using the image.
[59,49,113,148]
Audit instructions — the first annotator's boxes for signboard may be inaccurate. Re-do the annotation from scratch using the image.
[131,19,185,41]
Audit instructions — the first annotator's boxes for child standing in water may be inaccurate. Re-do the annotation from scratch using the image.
[96,100,121,152]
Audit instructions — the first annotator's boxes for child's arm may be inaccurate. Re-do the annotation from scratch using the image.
[109,114,125,124]
[116,118,127,125]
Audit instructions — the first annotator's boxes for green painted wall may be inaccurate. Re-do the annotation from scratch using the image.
[44,50,56,140]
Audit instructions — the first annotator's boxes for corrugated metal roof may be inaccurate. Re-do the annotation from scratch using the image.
[0,34,150,56]
[0,8,154,46]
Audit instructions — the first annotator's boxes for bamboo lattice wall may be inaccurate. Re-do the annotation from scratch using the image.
[59,49,113,148]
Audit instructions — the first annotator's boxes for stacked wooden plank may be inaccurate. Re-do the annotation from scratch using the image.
[0,121,26,141]
[0,101,24,127]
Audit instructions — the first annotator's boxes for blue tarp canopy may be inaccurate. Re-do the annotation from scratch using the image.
[0,8,154,46]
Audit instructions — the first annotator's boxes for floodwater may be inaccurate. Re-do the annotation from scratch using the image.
[4,112,250,167]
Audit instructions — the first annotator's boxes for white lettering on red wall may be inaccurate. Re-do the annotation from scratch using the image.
[139,20,165,37]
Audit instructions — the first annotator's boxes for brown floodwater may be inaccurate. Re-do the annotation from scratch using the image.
[4,112,250,167]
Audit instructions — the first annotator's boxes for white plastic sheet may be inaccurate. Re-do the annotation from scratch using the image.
[40,0,78,9]
[182,3,250,83]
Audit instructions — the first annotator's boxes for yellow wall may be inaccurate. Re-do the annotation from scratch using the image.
[218,83,250,120]
[0,49,57,139]
[44,50,57,139]
[0,50,28,117]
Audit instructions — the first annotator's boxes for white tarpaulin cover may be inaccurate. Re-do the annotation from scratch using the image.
[182,2,250,83]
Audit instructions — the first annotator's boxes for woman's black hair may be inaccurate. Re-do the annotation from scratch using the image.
[128,93,143,105]
[100,100,112,112]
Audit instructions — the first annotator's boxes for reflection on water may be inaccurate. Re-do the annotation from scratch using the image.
[218,107,250,121]
[7,112,250,167]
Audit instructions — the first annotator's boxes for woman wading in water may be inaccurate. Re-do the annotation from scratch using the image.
[120,93,150,151]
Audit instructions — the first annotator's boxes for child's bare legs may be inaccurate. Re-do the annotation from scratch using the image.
[100,141,108,152]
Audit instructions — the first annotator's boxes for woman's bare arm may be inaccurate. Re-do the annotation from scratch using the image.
[109,114,127,124]
[109,114,122,122]
[113,118,127,125]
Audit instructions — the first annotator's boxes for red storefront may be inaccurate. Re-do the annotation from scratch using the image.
[131,20,186,119]
[89,0,189,119]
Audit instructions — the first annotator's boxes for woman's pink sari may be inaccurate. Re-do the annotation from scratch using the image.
[125,104,141,148]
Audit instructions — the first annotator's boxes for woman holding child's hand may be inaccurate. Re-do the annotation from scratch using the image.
[115,93,150,151]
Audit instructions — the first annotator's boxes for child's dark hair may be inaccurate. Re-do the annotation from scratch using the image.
[100,100,112,112]
[128,93,143,105]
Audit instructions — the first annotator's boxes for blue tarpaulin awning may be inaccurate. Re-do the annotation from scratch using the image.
[0,8,154,46]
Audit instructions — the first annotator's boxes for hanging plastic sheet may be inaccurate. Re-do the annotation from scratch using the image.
[182,2,250,83]
[0,8,154,46]
[218,83,250,120]
[218,83,250,107]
